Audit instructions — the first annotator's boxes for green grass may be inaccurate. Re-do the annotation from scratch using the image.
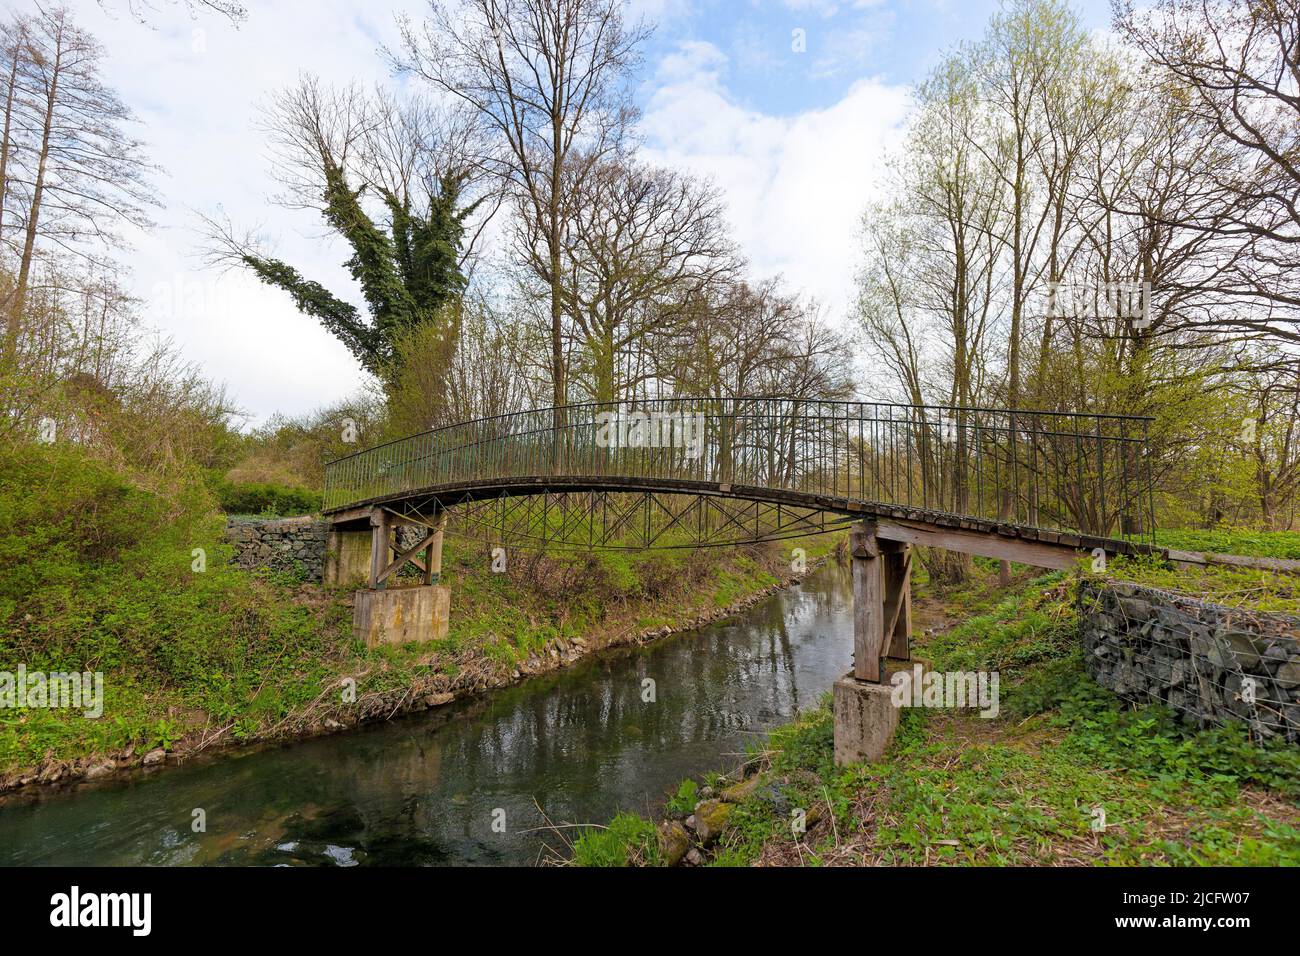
[571,812,660,866]
[712,686,1300,866]
[1106,553,1300,614]
[1156,528,1300,560]
[0,444,347,769]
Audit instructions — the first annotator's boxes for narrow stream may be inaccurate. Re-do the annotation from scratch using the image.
[0,561,853,866]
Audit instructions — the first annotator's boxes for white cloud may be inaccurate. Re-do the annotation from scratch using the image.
[780,0,886,16]
[639,39,910,323]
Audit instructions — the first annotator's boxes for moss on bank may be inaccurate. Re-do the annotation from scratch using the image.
[574,557,1300,867]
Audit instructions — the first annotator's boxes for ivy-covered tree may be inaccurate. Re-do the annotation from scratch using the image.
[204,78,485,378]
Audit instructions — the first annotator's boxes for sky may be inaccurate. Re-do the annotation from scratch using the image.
[57,0,1116,426]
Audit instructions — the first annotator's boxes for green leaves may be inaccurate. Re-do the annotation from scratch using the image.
[665,778,699,816]
[212,479,319,517]
[240,255,375,369]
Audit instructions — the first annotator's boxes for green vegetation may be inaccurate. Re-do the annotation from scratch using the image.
[3,0,1299,880]
[216,100,476,378]
[577,562,1300,867]
[212,478,320,517]
[665,779,699,816]
[0,443,345,771]
[571,813,660,867]
[1155,529,1300,561]
[1107,553,1300,614]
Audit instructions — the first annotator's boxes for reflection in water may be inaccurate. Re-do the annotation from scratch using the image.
[0,561,853,866]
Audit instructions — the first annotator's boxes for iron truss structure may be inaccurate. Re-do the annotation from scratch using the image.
[377,488,856,550]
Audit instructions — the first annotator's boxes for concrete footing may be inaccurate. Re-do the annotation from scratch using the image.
[833,670,900,766]
[353,585,450,647]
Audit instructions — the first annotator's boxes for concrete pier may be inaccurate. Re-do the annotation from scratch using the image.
[353,584,450,647]
[832,672,899,765]
[833,520,913,766]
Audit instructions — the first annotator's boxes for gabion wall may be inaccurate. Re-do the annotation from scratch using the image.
[223,516,329,582]
[1081,581,1300,743]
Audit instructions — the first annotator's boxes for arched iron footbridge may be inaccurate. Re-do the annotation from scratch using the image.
[323,397,1155,562]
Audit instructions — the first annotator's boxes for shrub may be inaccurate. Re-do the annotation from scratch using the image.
[666,778,699,816]
[0,442,337,768]
[214,479,319,516]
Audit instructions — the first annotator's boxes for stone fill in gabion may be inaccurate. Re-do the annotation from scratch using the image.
[1081,580,1300,743]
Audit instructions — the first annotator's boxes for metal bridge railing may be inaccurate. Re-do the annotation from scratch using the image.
[323,397,1156,543]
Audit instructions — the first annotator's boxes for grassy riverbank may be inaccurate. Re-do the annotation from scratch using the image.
[0,442,837,789]
[573,547,1300,867]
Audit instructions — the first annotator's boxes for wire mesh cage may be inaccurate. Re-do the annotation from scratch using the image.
[1081,580,1300,743]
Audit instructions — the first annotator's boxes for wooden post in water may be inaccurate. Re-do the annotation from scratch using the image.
[850,520,885,682]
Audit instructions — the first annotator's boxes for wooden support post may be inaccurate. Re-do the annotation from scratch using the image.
[368,508,389,590]
[377,530,438,584]
[424,509,447,585]
[881,541,912,660]
[850,520,885,682]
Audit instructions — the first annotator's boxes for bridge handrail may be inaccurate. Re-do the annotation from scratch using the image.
[323,396,1156,543]
[324,396,1155,465]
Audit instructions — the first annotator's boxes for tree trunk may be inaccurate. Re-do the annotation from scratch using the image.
[6,34,59,355]
[0,37,21,245]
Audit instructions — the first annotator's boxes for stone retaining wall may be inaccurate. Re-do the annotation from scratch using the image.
[1081,580,1300,743]
[223,516,330,582]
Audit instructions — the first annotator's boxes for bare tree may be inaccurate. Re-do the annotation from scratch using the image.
[0,6,157,357]
[1244,358,1300,526]
[1115,0,1300,342]
[555,153,737,403]
[899,54,1003,416]
[856,202,929,407]
[664,277,802,399]
[388,292,544,434]
[0,15,27,245]
[392,0,651,420]
[97,0,248,24]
